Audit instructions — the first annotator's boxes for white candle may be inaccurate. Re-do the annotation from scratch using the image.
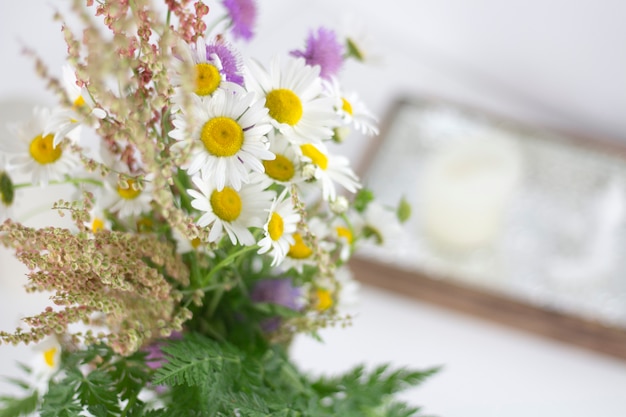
[419,134,522,251]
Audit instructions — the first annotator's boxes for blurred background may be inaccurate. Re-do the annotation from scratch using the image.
[1,1,626,416]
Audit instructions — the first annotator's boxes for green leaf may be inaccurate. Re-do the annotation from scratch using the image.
[153,334,242,388]
[40,383,82,417]
[0,391,39,417]
[353,189,374,213]
[0,377,31,392]
[109,350,153,402]
[72,368,121,415]
[251,302,302,319]
[311,364,439,416]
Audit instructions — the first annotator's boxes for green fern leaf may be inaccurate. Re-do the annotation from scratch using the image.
[153,334,242,388]
[0,391,39,417]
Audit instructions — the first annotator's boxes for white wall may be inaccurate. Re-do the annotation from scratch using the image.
[2,0,625,155]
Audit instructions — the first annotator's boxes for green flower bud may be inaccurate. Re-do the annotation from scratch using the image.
[396,196,411,223]
[0,171,14,206]
[353,188,374,213]
[362,225,383,245]
[345,38,365,62]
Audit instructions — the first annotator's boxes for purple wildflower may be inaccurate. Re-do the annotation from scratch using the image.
[143,331,183,370]
[251,278,301,332]
[206,41,245,86]
[222,0,257,41]
[290,27,344,79]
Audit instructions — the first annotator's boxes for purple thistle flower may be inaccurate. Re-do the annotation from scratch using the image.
[143,331,183,370]
[251,278,301,332]
[206,41,245,86]
[290,27,345,79]
[222,0,257,41]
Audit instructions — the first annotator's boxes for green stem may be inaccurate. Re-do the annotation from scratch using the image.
[204,14,229,37]
[182,282,226,296]
[207,285,225,318]
[121,393,137,417]
[201,244,258,287]
[172,172,193,212]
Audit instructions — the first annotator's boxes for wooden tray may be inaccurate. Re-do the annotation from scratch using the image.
[351,96,626,360]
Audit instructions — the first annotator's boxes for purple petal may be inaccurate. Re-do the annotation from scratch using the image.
[222,0,257,41]
[290,27,344,79]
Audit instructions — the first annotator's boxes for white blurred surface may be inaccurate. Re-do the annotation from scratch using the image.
[292,285,626,417]
[2,1,626,416]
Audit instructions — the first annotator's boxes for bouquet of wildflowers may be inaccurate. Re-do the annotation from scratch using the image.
[0,1,434,415]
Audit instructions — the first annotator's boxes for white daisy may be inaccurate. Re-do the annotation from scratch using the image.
[299,142,361,201]
[340,14,382,64]
[354,201,403,246]
[324,77,379,136]
[281,231,316,273]
[84,208,112,234]
[103,173,154,219]
[187,172,274,246]
[6,107,79,186]
[332,218,354,261]
[0,155,15,221]
[257,190,301,266]
[312,285,334,312]
[171,227,214,256]
[335,265,360,310]
[169,84,274,191]
[262,130,306,185]
[245,56,337,144]
[303,264,359,315]
[171,37,242,106]
[45,65,106,147]
[281,217,334,273]
[32,335,62,383]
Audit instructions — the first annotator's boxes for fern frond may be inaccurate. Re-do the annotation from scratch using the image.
[153,334,243,388]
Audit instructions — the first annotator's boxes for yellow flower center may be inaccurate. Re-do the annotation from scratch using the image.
[300,144,328,170]
[200,117,244,157]
[341,98,353,115]
[336,226,353,244]
[287,233,313,259]
[263,154,295,182]
[268,212,284,241]
[265,89,303,126]
[29,134,62,164]
[191,237,202,248]
[195,63,221,96]
[91,217,105,233]
[73,95,86,109]
[43,347,58,368]
[117,179,142,200]
[315,289,333,311]
[136,217,153,232]
[210,187,242,222]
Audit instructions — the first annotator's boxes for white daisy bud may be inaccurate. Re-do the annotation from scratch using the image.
[330,196,349,214]
[302,163,317,181]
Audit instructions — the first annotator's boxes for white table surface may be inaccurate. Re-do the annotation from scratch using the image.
[291,284,626,417]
